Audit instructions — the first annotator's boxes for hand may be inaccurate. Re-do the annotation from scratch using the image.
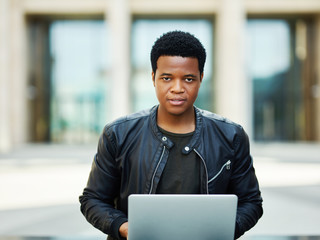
[119,222,128,239]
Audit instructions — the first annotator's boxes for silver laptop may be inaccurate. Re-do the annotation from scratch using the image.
[128,194,238,240]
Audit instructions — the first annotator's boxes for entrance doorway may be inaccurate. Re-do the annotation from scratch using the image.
[247,18,316,141]
[27,18,110,143]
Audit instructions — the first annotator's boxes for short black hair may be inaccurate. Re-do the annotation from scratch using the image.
[150,30,206,75]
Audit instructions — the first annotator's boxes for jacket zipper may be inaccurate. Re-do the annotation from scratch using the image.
[208,160,231,183]
[193,149,209,194]
[148,146,166,194]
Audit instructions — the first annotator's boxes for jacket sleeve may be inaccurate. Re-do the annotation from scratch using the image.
[229,127,263,239]
[79,126,127,239]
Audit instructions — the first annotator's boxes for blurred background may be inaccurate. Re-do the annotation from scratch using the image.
[0,0,320,239]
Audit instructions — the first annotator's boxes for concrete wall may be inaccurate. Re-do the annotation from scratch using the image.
[0,0,11,151]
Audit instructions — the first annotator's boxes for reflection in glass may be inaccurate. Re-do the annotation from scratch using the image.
[131,19,213,112]
[50,20,109,143]
[247,20,304,141]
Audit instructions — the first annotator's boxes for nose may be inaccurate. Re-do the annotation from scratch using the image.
[170,79,184,93]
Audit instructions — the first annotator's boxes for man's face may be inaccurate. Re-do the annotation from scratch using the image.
[152,56,203,118]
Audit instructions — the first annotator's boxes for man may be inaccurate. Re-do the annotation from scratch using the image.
[79,30,263,240]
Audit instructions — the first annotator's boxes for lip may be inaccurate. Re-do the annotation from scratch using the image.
[168,98,186,106]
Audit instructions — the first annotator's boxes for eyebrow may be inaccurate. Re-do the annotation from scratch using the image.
[159,73,197,78]
[184,74,197,78]
[160,73,173,76]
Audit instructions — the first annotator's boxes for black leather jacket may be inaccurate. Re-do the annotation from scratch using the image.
[79,105,263,239]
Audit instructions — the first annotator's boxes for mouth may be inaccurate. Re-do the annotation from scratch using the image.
[168,98,186,106]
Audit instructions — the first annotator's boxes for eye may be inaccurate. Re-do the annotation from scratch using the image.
[162,77,171,81]
[185,78,194,82]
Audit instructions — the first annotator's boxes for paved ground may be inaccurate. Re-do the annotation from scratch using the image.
[0,143,320,239]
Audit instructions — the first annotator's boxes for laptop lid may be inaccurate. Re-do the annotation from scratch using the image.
[128,194,238,240]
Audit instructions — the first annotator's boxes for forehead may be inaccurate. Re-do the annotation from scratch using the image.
[156,56,199,73]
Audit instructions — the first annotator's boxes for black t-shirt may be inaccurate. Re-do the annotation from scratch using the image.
[156,127,201,194]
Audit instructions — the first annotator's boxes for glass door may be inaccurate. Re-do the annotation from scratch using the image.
[247,19,310,141]
[50,20,110,143]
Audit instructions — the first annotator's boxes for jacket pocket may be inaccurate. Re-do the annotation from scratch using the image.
[208,160,231,184]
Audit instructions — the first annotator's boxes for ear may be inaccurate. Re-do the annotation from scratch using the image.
[200,73,204,83]
[152,71,156,87]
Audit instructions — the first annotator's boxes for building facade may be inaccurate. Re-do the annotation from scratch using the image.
[1,0,320,151]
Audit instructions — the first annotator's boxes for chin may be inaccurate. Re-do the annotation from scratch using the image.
[167,109,188,116]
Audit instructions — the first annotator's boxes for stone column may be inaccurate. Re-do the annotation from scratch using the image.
[215,0,252,137]
[10,0,28,145]
[0,0,11,152]
[107,0,131,120]
[315,15,320,141]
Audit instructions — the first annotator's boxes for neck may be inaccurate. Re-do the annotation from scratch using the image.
[157,106,196,134]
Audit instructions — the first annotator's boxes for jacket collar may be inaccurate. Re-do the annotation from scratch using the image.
[149,105,203,153]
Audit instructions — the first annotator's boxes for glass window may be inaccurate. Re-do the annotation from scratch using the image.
[246,19,305,141]
[131,19,214,112]
[50,20,110,143]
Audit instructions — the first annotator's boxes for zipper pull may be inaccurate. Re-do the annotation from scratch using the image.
[226,160,231,170]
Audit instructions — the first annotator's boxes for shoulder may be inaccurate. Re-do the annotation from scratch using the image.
[197,107,243,130]
[103,106,155,137]
[199,109,249,154]
[196,107,248,146]
[96,107,155,157]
